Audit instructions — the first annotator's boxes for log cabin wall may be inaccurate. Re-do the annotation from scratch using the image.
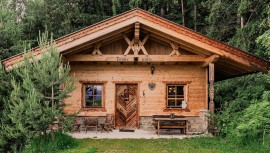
[64,63,207,117]
[63,31,209,133]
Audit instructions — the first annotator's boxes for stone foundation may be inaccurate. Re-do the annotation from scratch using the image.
[139,110,209,134]
[74,116,109,131]
[74,110,209,134]
[139,116,156,131]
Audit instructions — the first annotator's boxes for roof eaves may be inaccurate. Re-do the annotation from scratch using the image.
[2,8,270,71]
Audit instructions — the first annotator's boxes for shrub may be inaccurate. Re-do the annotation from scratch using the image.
[0,32,75,152]
[23,132,77,153]
[236,101,270,144]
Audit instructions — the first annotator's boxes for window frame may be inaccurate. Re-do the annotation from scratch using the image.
[163,81,190,110]
[167,85,185,108]
[80,81,107,111]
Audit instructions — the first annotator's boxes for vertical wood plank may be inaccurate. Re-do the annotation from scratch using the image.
[209,63,215,134]
[209,63,214,113]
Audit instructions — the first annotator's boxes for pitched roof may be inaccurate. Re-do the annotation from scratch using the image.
[2,8,269,81]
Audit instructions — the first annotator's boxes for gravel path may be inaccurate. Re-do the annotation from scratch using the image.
[69,129,197,139]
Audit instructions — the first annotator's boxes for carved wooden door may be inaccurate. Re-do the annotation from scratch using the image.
[115,84,138,128]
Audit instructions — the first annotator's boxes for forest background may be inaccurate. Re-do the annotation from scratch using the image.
[1,0,270,150]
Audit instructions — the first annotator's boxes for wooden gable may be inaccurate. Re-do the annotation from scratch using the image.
[2,8,269,81]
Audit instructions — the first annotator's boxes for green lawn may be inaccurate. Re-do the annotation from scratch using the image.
[61,136,270,153]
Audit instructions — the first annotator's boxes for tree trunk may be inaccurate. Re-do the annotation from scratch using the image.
[160,7,165,17]
[16,0,26,23]
[52,80,54,107]
[241,16,244,29]
[179,0,185,26]
[194,0,197,31]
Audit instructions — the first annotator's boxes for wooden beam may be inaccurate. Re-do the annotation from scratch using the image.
[140,22,225,56]
[141,34,150,45]
[217,58,253,73]
[123,34,149,56]
[92,42,103,56]
[141,25,215,56]
[147,32,211,57]
[215,64,240,76]
[201,54,219,67]
[123,34,133,55]
[62,25,133,55]
[123,34,131,45]
[169,42,181,56]
[66,55,205,62]
[142,25,268,72]
[134,22,140,44]
[209,63,215,113]
[63,32,132,56]
[219,58,256,72]
[61,55,68,64]
[139,34,150,56]
[209,63,215,134]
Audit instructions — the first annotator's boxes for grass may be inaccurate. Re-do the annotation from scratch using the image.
[60,136,270,153]
[23,132,78,153]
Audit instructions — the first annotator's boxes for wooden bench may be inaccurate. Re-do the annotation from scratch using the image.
[153,115,188,135]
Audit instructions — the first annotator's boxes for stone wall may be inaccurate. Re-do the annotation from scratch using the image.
[74,116,109,132]
[73,110,209,134]
[139,110,209,134]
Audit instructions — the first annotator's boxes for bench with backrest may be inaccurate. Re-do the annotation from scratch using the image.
[153,115,188,135]
[84,117,98,133]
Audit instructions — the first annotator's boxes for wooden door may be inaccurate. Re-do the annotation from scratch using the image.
[115,84,138,128]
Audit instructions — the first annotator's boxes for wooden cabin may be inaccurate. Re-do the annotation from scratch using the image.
[2,8,269,134]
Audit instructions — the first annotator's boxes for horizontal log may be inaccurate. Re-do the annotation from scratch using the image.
[201,54,219,67]
[159,126,186,129]
[66,55,206,62]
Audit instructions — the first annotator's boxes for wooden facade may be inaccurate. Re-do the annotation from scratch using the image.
[2,8,269,133]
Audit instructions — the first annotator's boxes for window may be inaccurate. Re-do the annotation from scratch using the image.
[167,85,184,108]
[83,84,103,108]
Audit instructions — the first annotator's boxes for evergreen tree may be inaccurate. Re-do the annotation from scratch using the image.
[0,32,75,152]
[0,0,24,60]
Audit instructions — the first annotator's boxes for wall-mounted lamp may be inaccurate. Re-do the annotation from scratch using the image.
[151,65,154,75]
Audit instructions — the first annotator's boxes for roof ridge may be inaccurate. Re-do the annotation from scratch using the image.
[2,8,269,72]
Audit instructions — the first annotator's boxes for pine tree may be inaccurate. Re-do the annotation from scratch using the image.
[0,32,75,152]
[0,0,24,60]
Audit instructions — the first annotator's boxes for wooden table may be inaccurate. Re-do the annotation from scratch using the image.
[153,118,188,136]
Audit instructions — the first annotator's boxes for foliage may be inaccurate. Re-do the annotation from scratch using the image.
[214,74,267,136]
[0,64,12,108]
[212,1,270,141]
[0,32,75,152]
[236,101,270,144]
[23,132,78,153]
[0,0,24,60]
[205,0,269,57]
